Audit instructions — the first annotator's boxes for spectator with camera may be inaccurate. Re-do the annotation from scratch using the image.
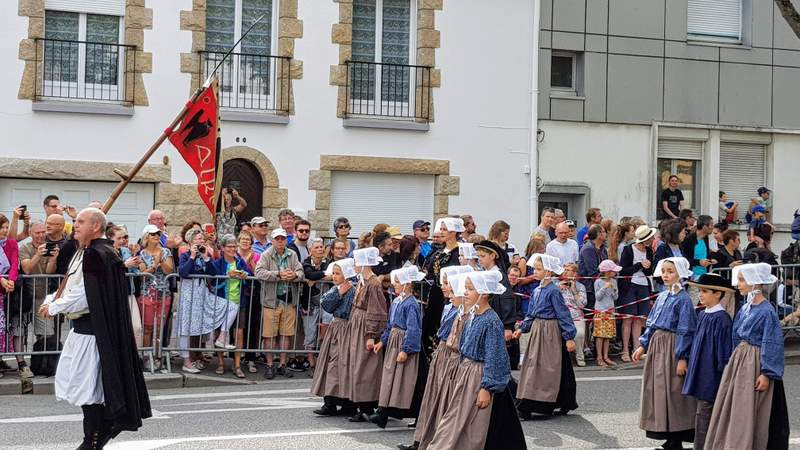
[216,188,248,238]
[8,204,31,241]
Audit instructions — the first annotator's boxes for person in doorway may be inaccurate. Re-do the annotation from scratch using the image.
[661,174,684,220]
[215,187,247,239]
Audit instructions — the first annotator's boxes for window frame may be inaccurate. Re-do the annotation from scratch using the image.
[687,0,743,44]
[349,0,418,118]
[42,9,125,102]
[550,51,577,93]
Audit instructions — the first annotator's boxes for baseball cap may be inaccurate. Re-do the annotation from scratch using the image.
[757,186,771,195]
[564,220,576,228]
[251,216,269,225]
[413,220,431,230]
[271,228,288,239]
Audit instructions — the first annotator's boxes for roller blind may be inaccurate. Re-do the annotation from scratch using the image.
[687,0,741,39]
[329,172,434,236]
[720,142,766,221]
[45,0,125,15]
[658,139,704,160]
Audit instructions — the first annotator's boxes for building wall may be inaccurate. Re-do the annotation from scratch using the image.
[0,0,539,246]
[539,0,800,129]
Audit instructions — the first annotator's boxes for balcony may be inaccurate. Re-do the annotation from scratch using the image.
[33,38,137,114]
[199,50,291,122]
[345,61,433,130]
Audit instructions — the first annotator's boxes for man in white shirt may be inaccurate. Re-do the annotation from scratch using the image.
[545,222,579,265]
[532,208,555,245]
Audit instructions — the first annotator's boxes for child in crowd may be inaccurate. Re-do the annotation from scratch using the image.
[718,191,737,224]
[705,263,789,450]
[593,259,621,368]
[632,257,697,450]
[515,254,578,420]
[560,263,587,367]
[427,271,515,450]
[681,273,734,450]
[369,266,425,428]
[311,258,357,417]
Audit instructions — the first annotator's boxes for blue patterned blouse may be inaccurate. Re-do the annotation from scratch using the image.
[734,300,784,379]
[459,308,511,393]
[639,288,697,360]
[518,282,577,340]
[320,285,355,320]
[437,305,460,341]
[380,295,423,354]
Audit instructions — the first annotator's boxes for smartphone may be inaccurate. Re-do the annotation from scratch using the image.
[19,204,27,213]
[44,242,56,257]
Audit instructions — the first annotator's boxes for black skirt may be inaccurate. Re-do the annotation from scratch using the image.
[486,377,527,450]
[767,379,790,450]
[517,340,578,415]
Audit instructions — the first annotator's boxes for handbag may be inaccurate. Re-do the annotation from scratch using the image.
[128,293,143,348]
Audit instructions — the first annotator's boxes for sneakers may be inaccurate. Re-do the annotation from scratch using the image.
[182,364,200,374]
[576,360,586,367]
[286,360,305,372]
[264,365,275,380]
[214,340,236,350]
[276,365,294,378]
[583,348,595,360]
[18,366,34,379]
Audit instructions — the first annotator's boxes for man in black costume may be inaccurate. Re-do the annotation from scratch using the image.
[39,208,151,449]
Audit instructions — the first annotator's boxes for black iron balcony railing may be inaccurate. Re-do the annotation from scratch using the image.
[34,38,136,104]
[199,50,291,114]
[345,60,432,122]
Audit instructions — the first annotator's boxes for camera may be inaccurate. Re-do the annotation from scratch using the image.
[44,242,56,257]
[19,204,27,213]
[197,245,206,254]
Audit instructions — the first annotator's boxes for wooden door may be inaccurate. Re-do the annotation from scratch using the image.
[222,158,263,224]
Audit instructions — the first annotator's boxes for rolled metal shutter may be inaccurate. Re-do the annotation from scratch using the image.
[719,142,766,221]
[45,0,125,15]
[687,0,741,39]
[658,139,704,160]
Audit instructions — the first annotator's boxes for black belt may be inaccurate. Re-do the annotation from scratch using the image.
[72,315,94,335]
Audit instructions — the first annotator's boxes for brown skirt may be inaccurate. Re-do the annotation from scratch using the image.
[518,319,562,403]
[310,317,350,399]
[379,327,420,409]
[346,307,382,403]
[704,342,774,450]
[427,359,493,450]
[639,330,696,434]
[415,344,461,449]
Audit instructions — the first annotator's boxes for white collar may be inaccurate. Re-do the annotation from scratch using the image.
[704,303,724,314]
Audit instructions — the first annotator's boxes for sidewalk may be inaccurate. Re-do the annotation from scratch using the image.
[3,338,800,395]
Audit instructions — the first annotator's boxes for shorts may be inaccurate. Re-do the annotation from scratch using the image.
[620,284,652,318]
[8,312,55,337]
[593,312,616,339]
[137,288,173,328]
[301,307,320,349]
[262,303,297,338]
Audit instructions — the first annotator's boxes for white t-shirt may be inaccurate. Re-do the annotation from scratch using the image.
[545,238,579,265]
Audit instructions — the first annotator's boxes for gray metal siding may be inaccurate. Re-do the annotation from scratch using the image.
[540,0,800,129]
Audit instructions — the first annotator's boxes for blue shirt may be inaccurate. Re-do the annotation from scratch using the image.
[519,282,577,340]
[682,308,733,403]
[419,241,432,259]
[252,238,270,255]
[576,224,590,247]
[733,300,784,379]
[692,240,708,278]
[639,289,697,360]
[437,305,460,341]
[459,308,510,393]
[320,285,355,320]
[380,295,422,354]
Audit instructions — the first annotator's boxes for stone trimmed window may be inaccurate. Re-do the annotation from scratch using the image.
[180,0,303,120]
[17,0,153,109]
[330,0,441,127]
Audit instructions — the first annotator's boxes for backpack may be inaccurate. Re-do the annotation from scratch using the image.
[781,241,800,266]
[29,338,62,377]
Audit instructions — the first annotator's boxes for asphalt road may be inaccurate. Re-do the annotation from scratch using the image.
[2,366,799,449]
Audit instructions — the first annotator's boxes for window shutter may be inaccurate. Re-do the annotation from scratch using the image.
[719,142,766,221]
[45,0,125,16]
[687,0,741,39]
[658,139,704,160]
[329,172,434,236]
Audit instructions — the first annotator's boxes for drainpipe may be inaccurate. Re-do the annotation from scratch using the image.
[529,0,541,232]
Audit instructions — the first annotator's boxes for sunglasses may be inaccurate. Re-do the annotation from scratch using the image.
[121,235,129,239]
[337,224,350,229]
[418,227,430,232]
[297,229,310,233]
[255,223,268,228]
[148,232,161,236]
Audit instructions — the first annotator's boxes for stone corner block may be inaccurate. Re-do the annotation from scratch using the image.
[19,0,44,18]
[314,190,331,210]
[434,195,449,215]
[279,17,303,39]
[155,183,181,205]
[180,53,200,74]
[307,210,330,231]
[180,10,206,32]
[434,175,460,196]
[308,170,332,191]
[331,23,352,45]
[329,65,348,86]
[263,187,289,209]
[419,0,443,10]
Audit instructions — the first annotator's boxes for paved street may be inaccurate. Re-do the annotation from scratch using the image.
[1,365,799,449]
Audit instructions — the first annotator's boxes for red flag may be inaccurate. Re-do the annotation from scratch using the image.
[168,78,221,217]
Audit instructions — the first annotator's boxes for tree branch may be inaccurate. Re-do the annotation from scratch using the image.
[775,0,800,40]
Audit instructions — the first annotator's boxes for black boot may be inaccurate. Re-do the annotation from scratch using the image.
[368,410,389,429]
[77,405,105,450]
[397,442,419,450]
[313,404,339,416]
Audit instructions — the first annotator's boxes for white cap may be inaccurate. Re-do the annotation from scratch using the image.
[465,271,507,295]
[434,217,465,233]
[439,264,474,285]
[141,224,161,243]
[271,228,288,239]
[353,247,383,267]
[526,253,564,275]
[325,258,357,279]
[458,242,477,259]
[653,257,692,280]
[448,272,470,297]
[732,262,778,287]
[390,266,426,285]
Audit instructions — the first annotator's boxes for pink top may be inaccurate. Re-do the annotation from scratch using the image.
[1,239,19,288]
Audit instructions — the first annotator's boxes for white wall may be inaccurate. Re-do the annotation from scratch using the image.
[537,120,653,222]
[0,0,539,247]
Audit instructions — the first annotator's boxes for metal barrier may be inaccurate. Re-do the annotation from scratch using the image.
[1,273,158,373]
[711,263,800,333]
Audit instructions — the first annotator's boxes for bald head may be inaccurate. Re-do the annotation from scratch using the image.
[555,222,570,242]
[45,214,65,239]
[74,208,107,245]
[87,200,103,209]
